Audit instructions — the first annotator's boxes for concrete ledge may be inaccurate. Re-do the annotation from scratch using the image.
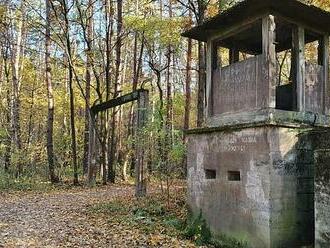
[186,108,330,134]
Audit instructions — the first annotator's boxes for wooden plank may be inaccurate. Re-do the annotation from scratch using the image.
[318,38,324,66]
[206,40,213,118]
[229,47,240,64]
[209,12,265,43]
[319,36,329,114]
[183,1,330,42]
[135,90,149,197]
[262,15,277,108]
[305,63,323,113]
[256,55,269,108]
[324,36,329,114]
[292,26,305,111]
[91,89,147,114]
[213,56,258,115]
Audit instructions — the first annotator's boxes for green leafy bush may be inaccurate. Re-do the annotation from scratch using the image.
[183,210,249,248]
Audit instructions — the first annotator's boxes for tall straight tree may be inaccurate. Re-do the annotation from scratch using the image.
[108,0,123,183]
[45,0,58,183]
[60,0,79,185]
[10,1,25,176]
[165,0,173,153]
[177,0,207,127]
[82,0,94,176]
[3,47,11,173]
[101,0,114,185]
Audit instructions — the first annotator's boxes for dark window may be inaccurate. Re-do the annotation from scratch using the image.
[205,169,216,179]
[228,171,241,181]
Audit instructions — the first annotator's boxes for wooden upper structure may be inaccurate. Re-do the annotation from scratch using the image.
[183,0,330,121]
[183,0,330,43]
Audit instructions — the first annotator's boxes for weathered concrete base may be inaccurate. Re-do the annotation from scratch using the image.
[187,115,330,247]
[312,132,330,247]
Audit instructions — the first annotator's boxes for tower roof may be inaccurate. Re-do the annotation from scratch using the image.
[182,0,330,42]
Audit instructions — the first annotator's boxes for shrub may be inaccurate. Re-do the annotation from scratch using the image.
[183,210,249,248]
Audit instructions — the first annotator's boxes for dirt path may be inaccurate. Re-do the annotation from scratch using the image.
[0,185,136,247]
[0,185,195,248]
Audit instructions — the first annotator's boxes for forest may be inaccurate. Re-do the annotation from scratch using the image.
[0,0,330,247]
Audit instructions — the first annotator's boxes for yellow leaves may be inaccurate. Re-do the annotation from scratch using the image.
[124,16,186,47]
[147,234,165,246]
[0,222,9,229]
[0,184,195,247]
[206,0,220,18]
[303,0,330,11]
[0,5,5,22]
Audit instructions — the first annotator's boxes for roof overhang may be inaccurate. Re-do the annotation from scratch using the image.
[182,0,330,42]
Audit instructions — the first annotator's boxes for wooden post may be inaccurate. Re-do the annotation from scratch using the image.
[206,40,213,118]
[87,111,97,185]
[292,26,305,111]
[229,47,239,64]
[135,90,149,197]
[318,36,329,114]
[262,15,277,108]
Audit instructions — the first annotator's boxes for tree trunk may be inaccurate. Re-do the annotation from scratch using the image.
[4,62,11,173]
[63,0,79,185]
[83,0,93,176]
[68,63,78,185]
[101,0,114,184]
[135,91,149,197]
[88,113,97,185]
[45,0,59,183]
[11,2,24,176]
[182,37,192,177]
[107,0,122,183]
[128,33,144,176]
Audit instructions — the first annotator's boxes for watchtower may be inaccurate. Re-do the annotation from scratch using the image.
[183,0,330,247]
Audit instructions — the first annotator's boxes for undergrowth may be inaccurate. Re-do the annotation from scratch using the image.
[0,168,88,192]
[89,190,186,237]
[89,188,248,247]
[0,171,53,192]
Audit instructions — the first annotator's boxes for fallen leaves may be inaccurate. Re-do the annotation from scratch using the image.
[87,187,196,247]
[0,185,197,247]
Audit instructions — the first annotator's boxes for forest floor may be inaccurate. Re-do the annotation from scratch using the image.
[0,184,197,248]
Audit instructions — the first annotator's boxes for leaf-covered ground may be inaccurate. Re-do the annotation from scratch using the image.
[0,184,197,248]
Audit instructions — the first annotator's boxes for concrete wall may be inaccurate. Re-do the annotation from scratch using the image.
[187,126,317,247]
[268,129,314,247]
[311,131,330,247]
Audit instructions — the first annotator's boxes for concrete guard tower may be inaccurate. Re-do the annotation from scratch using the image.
[183,0,330,247]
